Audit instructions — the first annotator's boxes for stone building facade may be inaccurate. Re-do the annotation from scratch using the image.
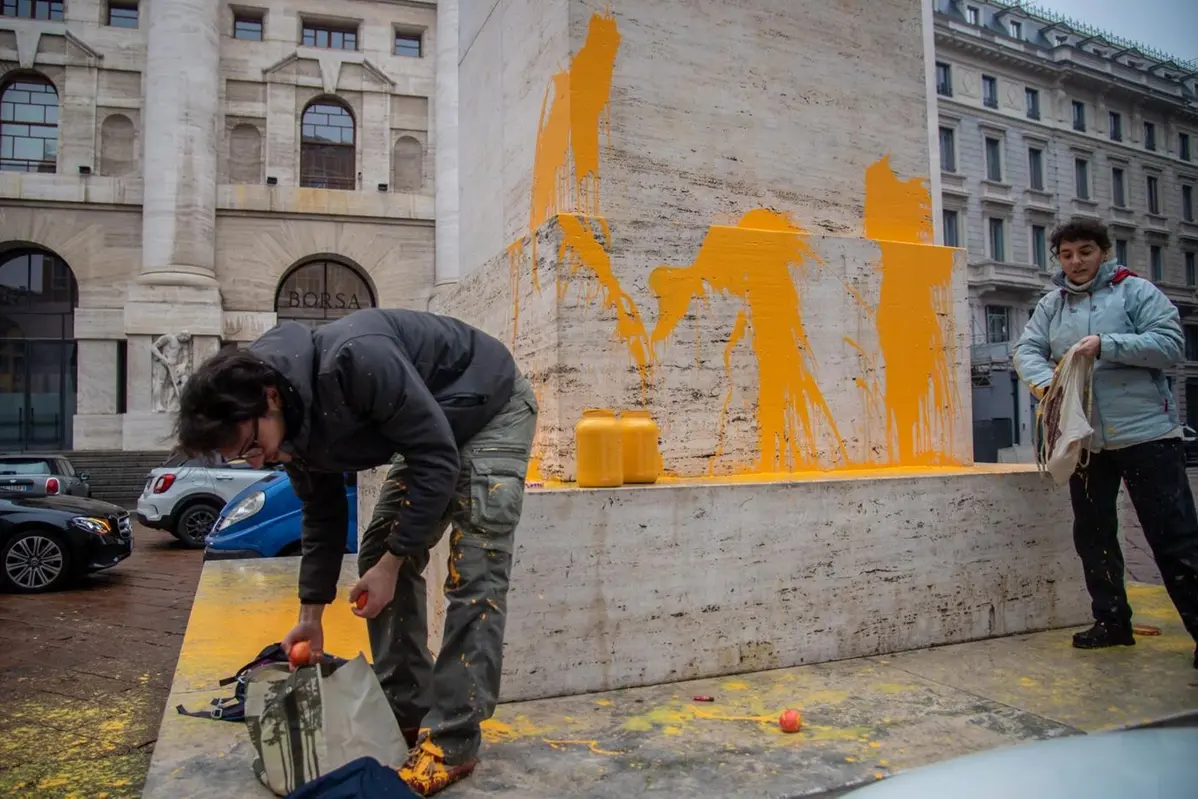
[932,0,1198,460]
[0,0,453,452]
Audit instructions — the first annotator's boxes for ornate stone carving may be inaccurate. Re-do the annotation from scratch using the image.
[150,332,193,413]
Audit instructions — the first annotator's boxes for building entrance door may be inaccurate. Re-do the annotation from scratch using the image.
[0,248,78,452]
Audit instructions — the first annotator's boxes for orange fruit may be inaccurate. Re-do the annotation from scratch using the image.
[289,640,312,668]
[354,592,369,611]
[779,708,803,733]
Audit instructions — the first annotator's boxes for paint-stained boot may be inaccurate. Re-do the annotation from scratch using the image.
[399,739,477,796]
[1072,622,1135,649]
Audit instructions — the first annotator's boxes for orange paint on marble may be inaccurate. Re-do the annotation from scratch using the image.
[558,213,653,391]
[865,156,961,465]
[649,209,847,473]
[524,11,621,291]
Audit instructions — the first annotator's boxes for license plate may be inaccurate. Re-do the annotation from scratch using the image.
[2,485,27,492]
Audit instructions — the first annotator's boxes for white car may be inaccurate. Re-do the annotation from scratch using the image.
[136,454,280,548]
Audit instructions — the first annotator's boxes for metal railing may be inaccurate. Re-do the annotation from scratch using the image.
[990,1,1198,71]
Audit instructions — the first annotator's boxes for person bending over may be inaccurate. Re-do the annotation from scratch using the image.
[174,307,539,795]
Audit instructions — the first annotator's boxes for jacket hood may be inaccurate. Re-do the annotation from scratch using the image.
[247,321,317,455]
[1051,258,1120,294]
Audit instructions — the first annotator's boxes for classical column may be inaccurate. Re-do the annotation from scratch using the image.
[123,0,224,450]
[140,0,220,281]
[434,0,460,285]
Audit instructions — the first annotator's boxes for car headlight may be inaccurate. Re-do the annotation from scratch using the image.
[71,516,112,535]
[214,491,266,532]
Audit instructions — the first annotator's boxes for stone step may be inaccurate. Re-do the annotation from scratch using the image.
[68,450,169,507]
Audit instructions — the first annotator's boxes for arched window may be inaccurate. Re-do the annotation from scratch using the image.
[1,76,59,173]
[275,258,375,328]
[300,99,355,190]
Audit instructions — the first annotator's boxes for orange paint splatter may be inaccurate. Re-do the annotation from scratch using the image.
[649,209,847,473]
[865,156,961,465]
[558,214,652,389]
[524,11,621,291]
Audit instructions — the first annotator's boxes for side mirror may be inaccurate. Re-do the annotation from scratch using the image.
[78,471,91,482]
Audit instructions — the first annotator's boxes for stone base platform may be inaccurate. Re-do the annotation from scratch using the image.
[143,573,1198,798]
[362,463,1180,702]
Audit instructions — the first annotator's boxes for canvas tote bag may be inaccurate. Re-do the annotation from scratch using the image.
[1036,343,1095,486]
[244,654,408,796]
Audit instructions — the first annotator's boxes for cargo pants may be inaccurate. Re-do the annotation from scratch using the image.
[357,373,538,765]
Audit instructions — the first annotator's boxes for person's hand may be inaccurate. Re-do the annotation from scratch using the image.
[282,614,324,670]
[1075,335,1101,358]
[349,553,401,619]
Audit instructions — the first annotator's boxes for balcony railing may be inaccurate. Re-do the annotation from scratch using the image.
[298,174,356,191]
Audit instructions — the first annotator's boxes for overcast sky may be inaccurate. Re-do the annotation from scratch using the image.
[1030,0,1197,65]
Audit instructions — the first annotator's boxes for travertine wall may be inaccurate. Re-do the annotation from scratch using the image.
[359,464,1107,702]
[441,0,969,480]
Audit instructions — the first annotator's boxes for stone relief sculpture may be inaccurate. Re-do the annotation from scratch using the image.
[150,331,193,413]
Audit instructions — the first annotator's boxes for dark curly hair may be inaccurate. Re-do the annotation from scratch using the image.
[1050,218,1112,256]
[173,347,278,457]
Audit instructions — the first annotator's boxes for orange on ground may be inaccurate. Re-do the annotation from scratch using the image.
[779,708,803,733]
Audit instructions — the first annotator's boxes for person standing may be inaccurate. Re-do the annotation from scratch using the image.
[1014,218,1198,669]
[174,308,539,795]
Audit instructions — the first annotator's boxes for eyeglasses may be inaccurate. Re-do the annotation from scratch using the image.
[234,418,262,460]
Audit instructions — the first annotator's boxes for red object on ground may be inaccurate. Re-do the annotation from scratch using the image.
[354,592,369,611]
[779,708,803,733]
[692,695,715,702]
[1132,624,1162,636]
[289,640,312,668]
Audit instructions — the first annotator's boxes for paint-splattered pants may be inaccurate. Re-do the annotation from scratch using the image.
[357,373,538,765]
[1069,438,1198,642]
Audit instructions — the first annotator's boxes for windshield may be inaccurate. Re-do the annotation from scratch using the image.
[0,459,53,475]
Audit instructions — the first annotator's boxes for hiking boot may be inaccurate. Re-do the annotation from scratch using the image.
[1072,622,1135,649]
[399,740,477,796]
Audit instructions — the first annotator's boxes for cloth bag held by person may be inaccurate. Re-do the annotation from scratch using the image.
[1036,343,1095,486]
[244,653,408,796]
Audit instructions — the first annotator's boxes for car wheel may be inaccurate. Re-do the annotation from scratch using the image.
[176,503,220,549]
[1,529,72,593]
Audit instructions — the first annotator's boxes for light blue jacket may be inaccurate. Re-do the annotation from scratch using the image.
[1013,258,1183,451]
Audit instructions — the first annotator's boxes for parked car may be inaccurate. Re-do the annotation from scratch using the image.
[1183,425,1198,467]
[0,453,91,498]
[137,454,280,549]
[205,471,358,560]
[0,493,133,593]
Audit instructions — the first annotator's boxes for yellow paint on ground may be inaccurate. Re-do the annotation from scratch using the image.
[650,209,847,472]
[173,563,371,692]
[480,715,554,744]
[722,680,750,691]
[865,155,962,466]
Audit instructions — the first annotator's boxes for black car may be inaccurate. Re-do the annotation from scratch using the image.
[0,494,133,593]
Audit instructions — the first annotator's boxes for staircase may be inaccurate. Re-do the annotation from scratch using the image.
[67,450,170,509]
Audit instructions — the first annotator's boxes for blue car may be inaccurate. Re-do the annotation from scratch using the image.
[204,471,358,560]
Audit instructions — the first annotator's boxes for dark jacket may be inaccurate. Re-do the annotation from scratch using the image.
[248,308,517,604]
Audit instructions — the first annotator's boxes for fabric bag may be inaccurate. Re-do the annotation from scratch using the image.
[245,653,408,796]
[1036,343,1095,485]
